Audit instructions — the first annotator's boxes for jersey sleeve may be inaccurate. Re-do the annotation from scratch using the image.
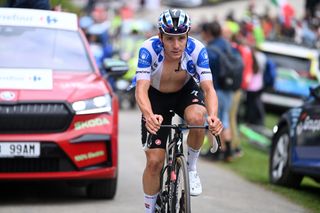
[190,39,212,82]
[135,38,156,81]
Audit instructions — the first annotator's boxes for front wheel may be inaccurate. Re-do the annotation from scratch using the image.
[269,126,302,188]
[172,156,191,213]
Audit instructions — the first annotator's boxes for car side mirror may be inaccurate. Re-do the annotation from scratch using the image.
[103,58,129,77]
[310,85,320,100]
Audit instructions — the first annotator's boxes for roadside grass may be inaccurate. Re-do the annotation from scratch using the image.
[217,112,320,213]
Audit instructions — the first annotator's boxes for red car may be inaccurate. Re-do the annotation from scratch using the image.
[0,8,125,199]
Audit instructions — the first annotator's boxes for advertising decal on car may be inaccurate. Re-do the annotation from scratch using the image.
[74,118,110,130]
[74,150,105,162]
[0,8,77,31]
[297,115,320,135]
[68,142,107,168]
[0,68,53,90]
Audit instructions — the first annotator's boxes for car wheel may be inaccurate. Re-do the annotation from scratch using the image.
[86,177,117,199]
[269,126,302,188]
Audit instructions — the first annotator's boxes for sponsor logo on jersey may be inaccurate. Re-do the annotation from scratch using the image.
[151,61,159,72]
[138,48,152,68]
[187,60,196,74]
[192,98,199,103]
[191,90,198,97]
[151,38,162,54]
[155,139,161,146]
[201,71,211,75]
[197,48,209,68]
[186,38,196,54]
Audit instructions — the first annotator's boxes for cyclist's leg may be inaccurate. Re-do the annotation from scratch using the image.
[175,79,207,169]
[143,148,165,213]
[175,79,206,196]
[142,87,174,212]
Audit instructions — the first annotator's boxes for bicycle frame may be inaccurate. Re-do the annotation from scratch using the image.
[156,124,221,213]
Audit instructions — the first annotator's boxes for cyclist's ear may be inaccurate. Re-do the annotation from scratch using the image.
[158,32,164,43]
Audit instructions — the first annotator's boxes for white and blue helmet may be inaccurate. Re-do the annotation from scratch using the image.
[158,9,191,35]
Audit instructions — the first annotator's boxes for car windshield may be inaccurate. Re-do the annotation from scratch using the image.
[0,26,93,72]
[264,52,311,74]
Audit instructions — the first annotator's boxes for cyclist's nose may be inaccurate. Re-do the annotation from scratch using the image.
[172,38,180,48]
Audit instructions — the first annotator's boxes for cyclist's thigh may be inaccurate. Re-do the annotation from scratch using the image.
[141,115,172,149]
[141,86,174,149]
[174,79,206,119]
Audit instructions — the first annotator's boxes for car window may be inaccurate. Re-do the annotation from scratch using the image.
[0,26,93,72]
[264,52,311,74]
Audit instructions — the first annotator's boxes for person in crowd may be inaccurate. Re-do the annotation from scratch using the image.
[228,32,254,158]
[134,9,223,212]
[245,47,267,126]
[201,21,238,162]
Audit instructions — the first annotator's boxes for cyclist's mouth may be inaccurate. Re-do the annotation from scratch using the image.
[171,50,181,55]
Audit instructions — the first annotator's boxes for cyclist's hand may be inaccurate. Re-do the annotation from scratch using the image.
[145,114,163,134]
[207,115,223,136]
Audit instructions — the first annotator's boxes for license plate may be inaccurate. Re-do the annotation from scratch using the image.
[0,142,40,157]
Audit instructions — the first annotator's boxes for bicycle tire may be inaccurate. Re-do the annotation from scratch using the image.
[171,156,191,213]
[155,166,170,213]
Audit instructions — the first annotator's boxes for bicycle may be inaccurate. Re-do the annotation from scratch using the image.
[154,123,221,213]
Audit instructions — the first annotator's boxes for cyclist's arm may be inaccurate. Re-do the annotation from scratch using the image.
[135,79,153,118]
[200,80,223,135]
[200,80,218,117]
[135,79,162,134]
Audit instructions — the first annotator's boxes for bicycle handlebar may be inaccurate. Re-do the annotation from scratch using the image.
[160,124,208,130]
[160,124,222,150]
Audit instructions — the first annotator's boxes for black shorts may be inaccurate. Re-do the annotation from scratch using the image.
[141,78,205,149]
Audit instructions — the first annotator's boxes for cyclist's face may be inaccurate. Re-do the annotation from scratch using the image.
[160,33,187,60]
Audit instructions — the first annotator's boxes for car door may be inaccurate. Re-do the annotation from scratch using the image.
[293,99,320,173]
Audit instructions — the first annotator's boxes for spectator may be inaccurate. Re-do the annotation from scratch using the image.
[201,21,236,162]
[229,33,254,158]
[245,48,266,126]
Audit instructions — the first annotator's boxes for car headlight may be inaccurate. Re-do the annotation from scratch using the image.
[72,94,112,115]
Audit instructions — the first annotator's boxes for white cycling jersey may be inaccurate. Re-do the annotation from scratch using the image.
[135,36,212,90]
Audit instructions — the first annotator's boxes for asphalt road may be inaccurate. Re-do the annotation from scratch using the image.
[0,108,309,213]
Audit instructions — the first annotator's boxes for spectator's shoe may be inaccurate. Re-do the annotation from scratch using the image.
[233,147,244,159]
[189,171,202,196]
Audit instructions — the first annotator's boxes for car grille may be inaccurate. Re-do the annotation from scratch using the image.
[0,103,73,133]
[0,143,76,173]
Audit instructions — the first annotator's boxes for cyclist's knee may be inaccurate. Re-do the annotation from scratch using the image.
[146,158,164,175]
[145,151,165,175]
[185,112,205,125]
[184,105,206,125]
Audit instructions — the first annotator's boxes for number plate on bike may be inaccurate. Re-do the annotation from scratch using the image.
[0,142,40,157]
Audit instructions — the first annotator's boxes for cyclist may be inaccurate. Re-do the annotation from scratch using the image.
[134,9,223,213]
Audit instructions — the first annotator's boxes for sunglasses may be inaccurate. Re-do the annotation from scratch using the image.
[160,24,189,35]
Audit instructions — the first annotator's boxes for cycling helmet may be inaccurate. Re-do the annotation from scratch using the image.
[158,9,191,35]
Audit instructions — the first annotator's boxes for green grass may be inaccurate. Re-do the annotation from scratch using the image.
[218,137,320,213]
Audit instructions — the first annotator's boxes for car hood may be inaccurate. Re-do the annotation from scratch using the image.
[0,71,110,102]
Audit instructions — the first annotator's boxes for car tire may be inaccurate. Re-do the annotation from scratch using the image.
[269,126,302,188]
[86,177,117,199]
